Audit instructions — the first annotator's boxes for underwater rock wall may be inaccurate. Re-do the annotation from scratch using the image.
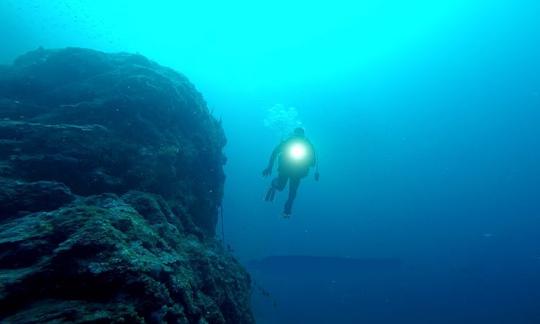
[0,48,254,323]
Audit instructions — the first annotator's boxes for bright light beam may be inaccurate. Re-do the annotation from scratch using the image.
[288,142,307,161]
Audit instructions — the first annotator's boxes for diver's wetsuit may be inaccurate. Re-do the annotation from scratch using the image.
[264,136,316,215]
[268,173,301,215]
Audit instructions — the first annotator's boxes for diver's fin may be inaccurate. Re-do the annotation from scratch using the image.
[264,187,276,202]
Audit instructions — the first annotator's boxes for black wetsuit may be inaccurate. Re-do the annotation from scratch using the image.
[265,136,317,215]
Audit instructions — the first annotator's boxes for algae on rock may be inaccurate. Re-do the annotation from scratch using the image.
[0,48,253,323]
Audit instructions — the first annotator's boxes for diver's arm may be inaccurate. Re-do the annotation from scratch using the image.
[313,146,320,181]
[262,143,282,176]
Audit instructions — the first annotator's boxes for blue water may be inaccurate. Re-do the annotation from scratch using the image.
[2,1,539,323]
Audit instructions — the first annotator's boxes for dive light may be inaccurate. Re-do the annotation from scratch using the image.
[287,142,307,161]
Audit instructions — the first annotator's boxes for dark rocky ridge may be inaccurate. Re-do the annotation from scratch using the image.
[0,47,226,234]
[0,48,254,323]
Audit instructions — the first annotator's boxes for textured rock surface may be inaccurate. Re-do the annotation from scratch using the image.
[0,48,253,323]
[0,47,226,234]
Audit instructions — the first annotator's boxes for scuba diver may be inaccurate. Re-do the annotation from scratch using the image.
[262,127,319,217]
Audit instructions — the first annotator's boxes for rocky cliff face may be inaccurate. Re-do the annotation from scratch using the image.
[0,48,254,323]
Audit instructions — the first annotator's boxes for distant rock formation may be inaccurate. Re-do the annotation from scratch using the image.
[0,48,254,323]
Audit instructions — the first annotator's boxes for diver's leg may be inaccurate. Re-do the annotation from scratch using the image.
[272,173,288,191]
[283,177,300,216]
[264,186,275,201]
[265,184,279,201]
[265,173,287,202]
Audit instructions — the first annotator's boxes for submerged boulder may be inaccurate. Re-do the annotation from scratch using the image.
[0,48,253,323]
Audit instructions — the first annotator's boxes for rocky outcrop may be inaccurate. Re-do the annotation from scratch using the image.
[0,47,226,234]
[0,48,253,323]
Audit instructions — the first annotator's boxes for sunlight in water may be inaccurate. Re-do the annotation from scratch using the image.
[1,0,472,88]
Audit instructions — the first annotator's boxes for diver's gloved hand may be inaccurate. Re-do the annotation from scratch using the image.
[262,167,272,177]
[314,172,320,181]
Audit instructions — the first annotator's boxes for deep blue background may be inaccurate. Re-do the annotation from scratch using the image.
[1,1,539,322]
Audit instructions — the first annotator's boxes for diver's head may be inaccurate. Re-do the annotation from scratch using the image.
[293,127,305,137]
